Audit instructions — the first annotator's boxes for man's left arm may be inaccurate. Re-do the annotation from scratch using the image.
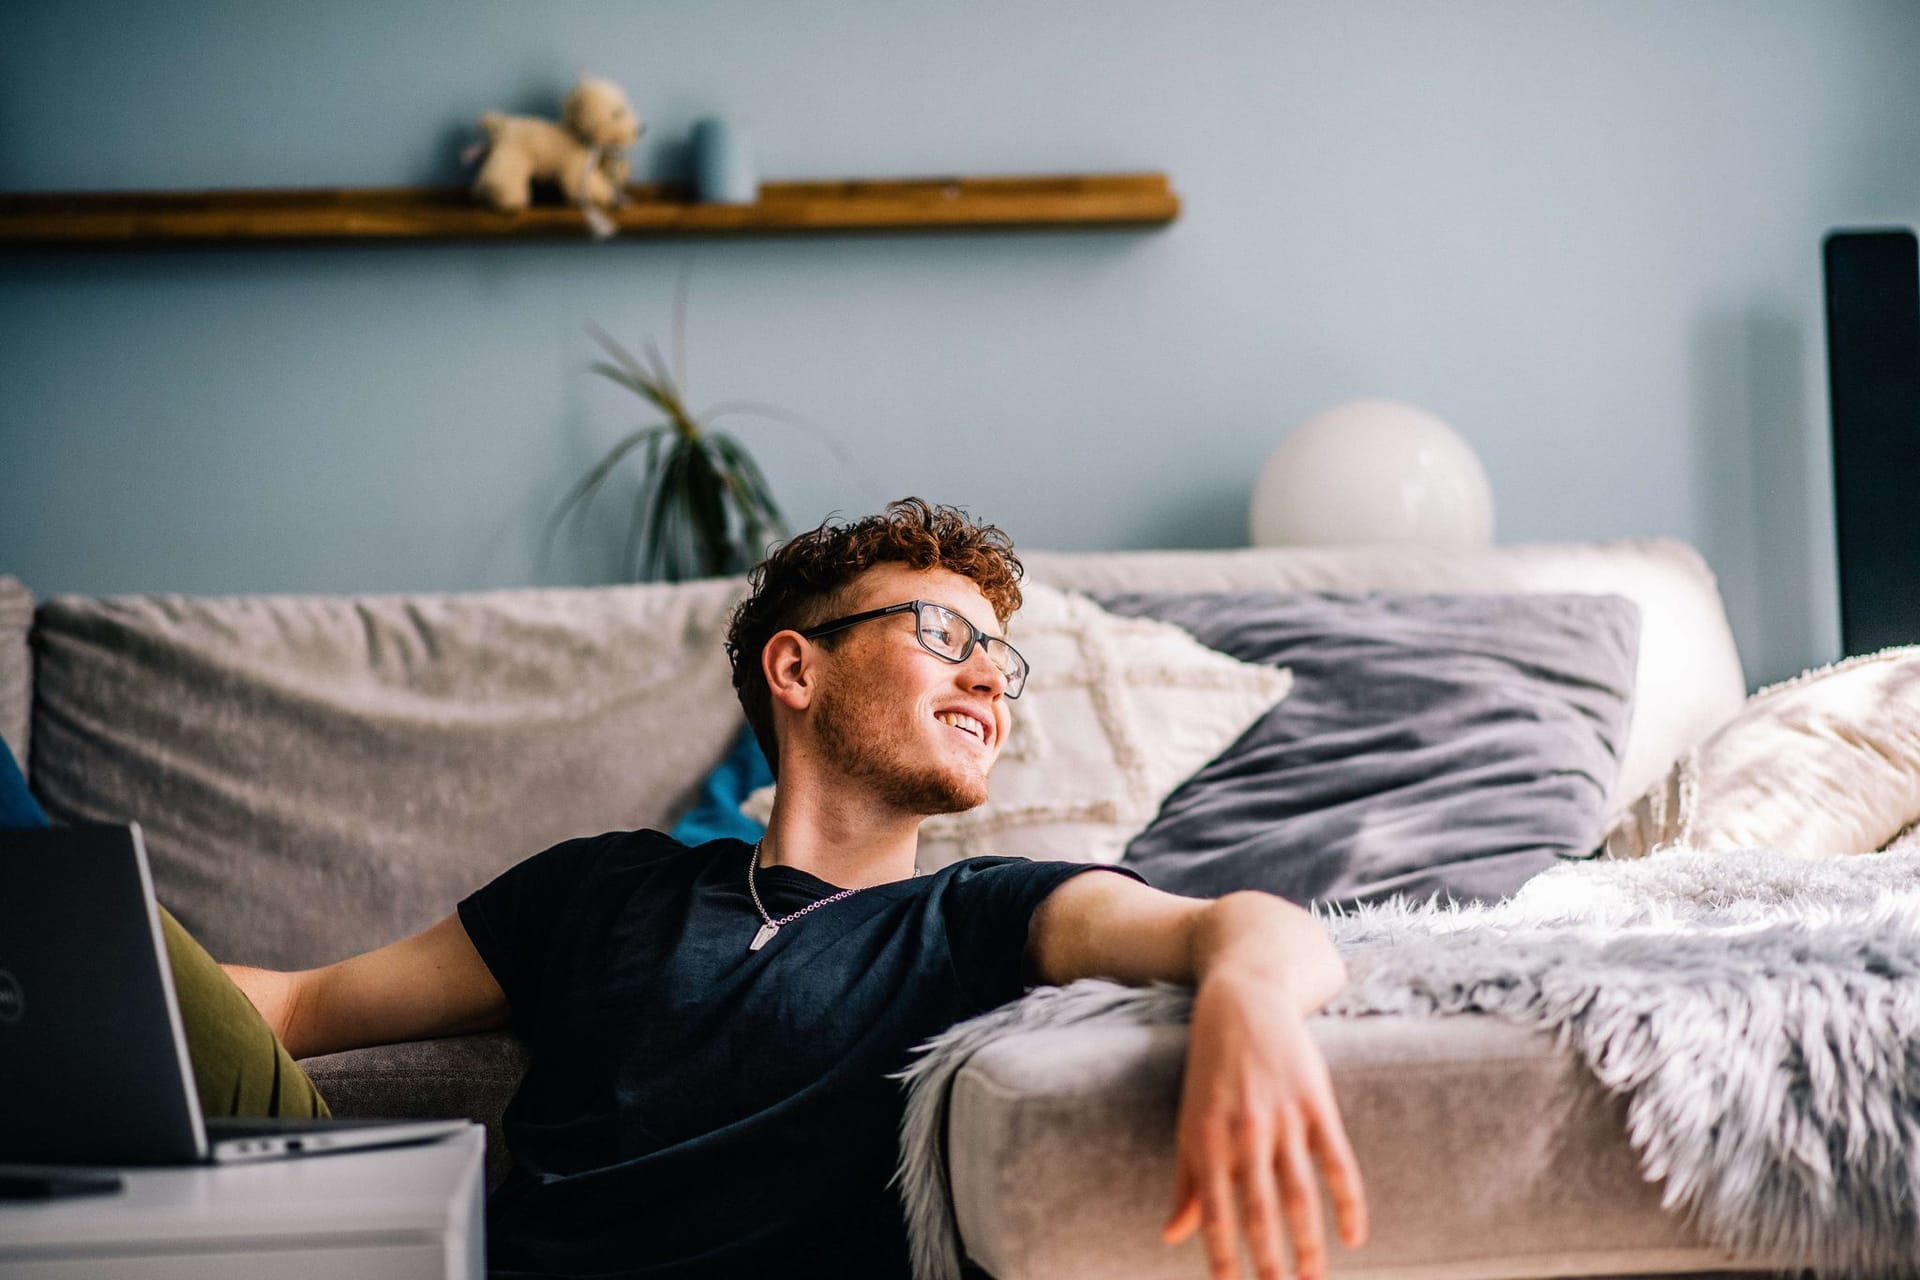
[1026,871,1369,1280]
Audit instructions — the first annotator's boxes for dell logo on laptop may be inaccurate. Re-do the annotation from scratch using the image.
[0,969,22,1024]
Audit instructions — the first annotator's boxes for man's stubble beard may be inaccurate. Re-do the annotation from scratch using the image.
[812,674,989,816]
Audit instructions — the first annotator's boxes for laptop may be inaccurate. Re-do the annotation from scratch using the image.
[0,822,470,1166]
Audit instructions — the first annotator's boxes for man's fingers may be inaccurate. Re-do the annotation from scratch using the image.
[1165,1158,1200,1243]
[1202,1136,1244,1280]
[1234,1120,1290,1280]
[1310,1105,1370,1248]
[1165,1193,1203,1245]
[1278,1122,1326,1280]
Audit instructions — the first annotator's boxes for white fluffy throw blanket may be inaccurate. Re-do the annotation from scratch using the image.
[892,847,1920,1280]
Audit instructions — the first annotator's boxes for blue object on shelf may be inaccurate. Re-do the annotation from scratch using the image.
[691,117,758,205]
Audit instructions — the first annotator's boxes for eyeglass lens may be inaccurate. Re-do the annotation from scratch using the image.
[917,602,1026,693]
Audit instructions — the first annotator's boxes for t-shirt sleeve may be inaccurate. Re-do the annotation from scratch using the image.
[940,858,1148,1013]
[456,832,614,1035]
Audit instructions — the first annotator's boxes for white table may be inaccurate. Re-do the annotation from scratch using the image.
[0,1123,484,1279]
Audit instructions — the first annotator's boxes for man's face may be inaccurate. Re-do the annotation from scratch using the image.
[805,563,1014,816]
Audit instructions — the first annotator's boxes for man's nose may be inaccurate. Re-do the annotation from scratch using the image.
[963,646,1007,696]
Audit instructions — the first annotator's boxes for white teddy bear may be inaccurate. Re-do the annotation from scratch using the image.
[470,77,644,233]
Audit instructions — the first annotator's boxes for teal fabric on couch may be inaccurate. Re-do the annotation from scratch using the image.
[670,723,772,846]
[0,740,46,829]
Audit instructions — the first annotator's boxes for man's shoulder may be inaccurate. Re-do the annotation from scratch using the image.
[607,828,749,866]
[920,854,1021,884]
[534,827,744,878]
[930,854,1120,876]
[924,855,1141,895]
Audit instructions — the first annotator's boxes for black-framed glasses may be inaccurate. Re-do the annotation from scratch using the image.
[800,599,1029,698]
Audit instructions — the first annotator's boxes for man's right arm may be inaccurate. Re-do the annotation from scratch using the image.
[222,911,511,1060]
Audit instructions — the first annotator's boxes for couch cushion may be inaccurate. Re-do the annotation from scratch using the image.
[30,578,748,968]
[1100,592,1639,908]
[1025,538,1746,818]
[949,1017,1778,1279]
[0,576,31,768]
[1605,646,1920,859]
[301,1032,529,1194]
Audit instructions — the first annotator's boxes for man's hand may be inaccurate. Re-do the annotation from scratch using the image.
[1162,968,1367,1280]
[1025,876,1369,1277]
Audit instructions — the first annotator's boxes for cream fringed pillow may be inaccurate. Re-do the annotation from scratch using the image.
[742,583,1292,873]
[1603,647,1920,859]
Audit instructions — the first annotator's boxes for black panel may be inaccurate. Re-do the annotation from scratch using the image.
[0,825,205,1165]
[1824,228,1920,655]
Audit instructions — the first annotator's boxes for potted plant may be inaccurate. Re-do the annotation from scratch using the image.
[547,280,836,582]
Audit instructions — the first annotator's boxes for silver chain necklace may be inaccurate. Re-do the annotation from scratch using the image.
[745,838,871,953]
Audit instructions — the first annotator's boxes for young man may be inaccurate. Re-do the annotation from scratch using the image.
[222,498,1367,1280]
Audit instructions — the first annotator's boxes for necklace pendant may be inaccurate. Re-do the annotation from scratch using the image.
[749,921,779,952]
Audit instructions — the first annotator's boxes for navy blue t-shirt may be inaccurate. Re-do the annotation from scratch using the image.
[456,830,1143,1279]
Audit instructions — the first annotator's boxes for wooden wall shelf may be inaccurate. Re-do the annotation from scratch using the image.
[0,173,1179,246]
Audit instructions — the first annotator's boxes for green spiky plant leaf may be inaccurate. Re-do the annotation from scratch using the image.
[546,273,842,583]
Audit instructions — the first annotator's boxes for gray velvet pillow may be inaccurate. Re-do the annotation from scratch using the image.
[1093,592,1640,909]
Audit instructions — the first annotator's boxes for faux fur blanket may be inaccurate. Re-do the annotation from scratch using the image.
[892,846,1920,1280]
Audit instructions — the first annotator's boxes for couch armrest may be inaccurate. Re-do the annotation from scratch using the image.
[948,1016,1770,1279]
[300,1030,529,1193]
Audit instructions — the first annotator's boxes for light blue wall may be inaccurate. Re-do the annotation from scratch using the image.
[4,2,1918,688]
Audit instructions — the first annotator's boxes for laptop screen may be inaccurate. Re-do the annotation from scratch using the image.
[0,823,210,1164]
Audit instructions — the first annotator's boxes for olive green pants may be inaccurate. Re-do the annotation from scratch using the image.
[158,904,331,1119]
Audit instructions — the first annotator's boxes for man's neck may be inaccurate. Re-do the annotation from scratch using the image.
[758,766,921,891]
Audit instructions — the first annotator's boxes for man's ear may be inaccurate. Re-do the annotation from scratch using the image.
[762,631,816,712]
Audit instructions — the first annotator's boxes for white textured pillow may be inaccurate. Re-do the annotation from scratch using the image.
[742,583,1292,872]
[1603,647,1920,859]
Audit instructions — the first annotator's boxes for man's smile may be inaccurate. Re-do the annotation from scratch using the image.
[934,708,992,746]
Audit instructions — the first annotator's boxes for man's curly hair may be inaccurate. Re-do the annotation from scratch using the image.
[725,498,1023,776]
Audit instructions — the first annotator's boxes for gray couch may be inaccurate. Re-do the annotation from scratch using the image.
[1,539,1778,1278]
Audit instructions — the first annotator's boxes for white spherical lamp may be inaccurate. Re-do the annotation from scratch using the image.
[1250,399,1495,549]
